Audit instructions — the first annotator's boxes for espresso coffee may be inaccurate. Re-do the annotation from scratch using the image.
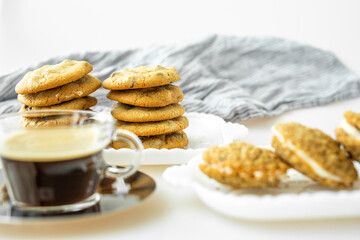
[0,127,108,207]
[2,153,101,206]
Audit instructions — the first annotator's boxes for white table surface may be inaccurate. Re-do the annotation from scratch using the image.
[1,0,360,239]
[1,98,360,240]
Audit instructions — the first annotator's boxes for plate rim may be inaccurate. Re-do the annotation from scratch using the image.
[164,154,360,221]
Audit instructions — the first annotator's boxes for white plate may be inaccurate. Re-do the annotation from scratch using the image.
[163,155,360,221]
[103,112,248,165]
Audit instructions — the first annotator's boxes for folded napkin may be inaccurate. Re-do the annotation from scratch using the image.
[1,34,359,121]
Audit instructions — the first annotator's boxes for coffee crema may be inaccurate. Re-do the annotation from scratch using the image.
[0,127,106,162]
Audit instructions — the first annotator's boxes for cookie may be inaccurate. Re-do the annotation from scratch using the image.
[15,60,93,94]
[335,111,360,161]
[110,130,188,149]
[111,103,185,122]
[199,142,289,188]
[20,96,97,117]
[20,115,88,128]
[19,112,95,128]
[115,116,189,136]
[272,122,357,188]
[107,84,184,107]
[103,65,180,90]
[18,75,101,107]
[1,184,8,203]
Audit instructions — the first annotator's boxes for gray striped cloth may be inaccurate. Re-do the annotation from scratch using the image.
[1,34,359,121]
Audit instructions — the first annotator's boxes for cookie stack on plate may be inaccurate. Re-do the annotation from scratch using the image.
[15,59,102,127]
[103,65,189,149]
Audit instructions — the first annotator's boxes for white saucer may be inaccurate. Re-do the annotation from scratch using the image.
[0,171,156,225]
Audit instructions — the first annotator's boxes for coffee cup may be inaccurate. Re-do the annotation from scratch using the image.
[0,110,143,213]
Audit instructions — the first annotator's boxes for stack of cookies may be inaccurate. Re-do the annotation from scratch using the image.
[103,65,189,149]
[15,60,102,127]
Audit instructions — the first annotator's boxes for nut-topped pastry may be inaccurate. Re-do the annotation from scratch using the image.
[199,142,290,188]
[336,111,360,162]
[272,122,357,188]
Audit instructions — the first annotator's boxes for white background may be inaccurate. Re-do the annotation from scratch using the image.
[1,0,360,239]
[1,0,360,76]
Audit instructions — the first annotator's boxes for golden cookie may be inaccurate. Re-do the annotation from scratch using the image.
[272,122,357,188]
[200,142,289,188]
[1,184,8,203]
[110,131,188,149]
[343,111,360,130]
[20,96,97,117]
[107,84,183,107]
[20,114,91,128]
[15,60,93,94]
[111,103,185,122]
[115,116,189,136]
[103,65,180,90]
[335,111,360,161]
[18,75,101,107]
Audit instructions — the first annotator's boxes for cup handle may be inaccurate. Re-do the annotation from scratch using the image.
[105,129,143,179]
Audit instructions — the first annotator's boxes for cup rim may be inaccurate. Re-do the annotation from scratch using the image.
[0,109,114,123]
